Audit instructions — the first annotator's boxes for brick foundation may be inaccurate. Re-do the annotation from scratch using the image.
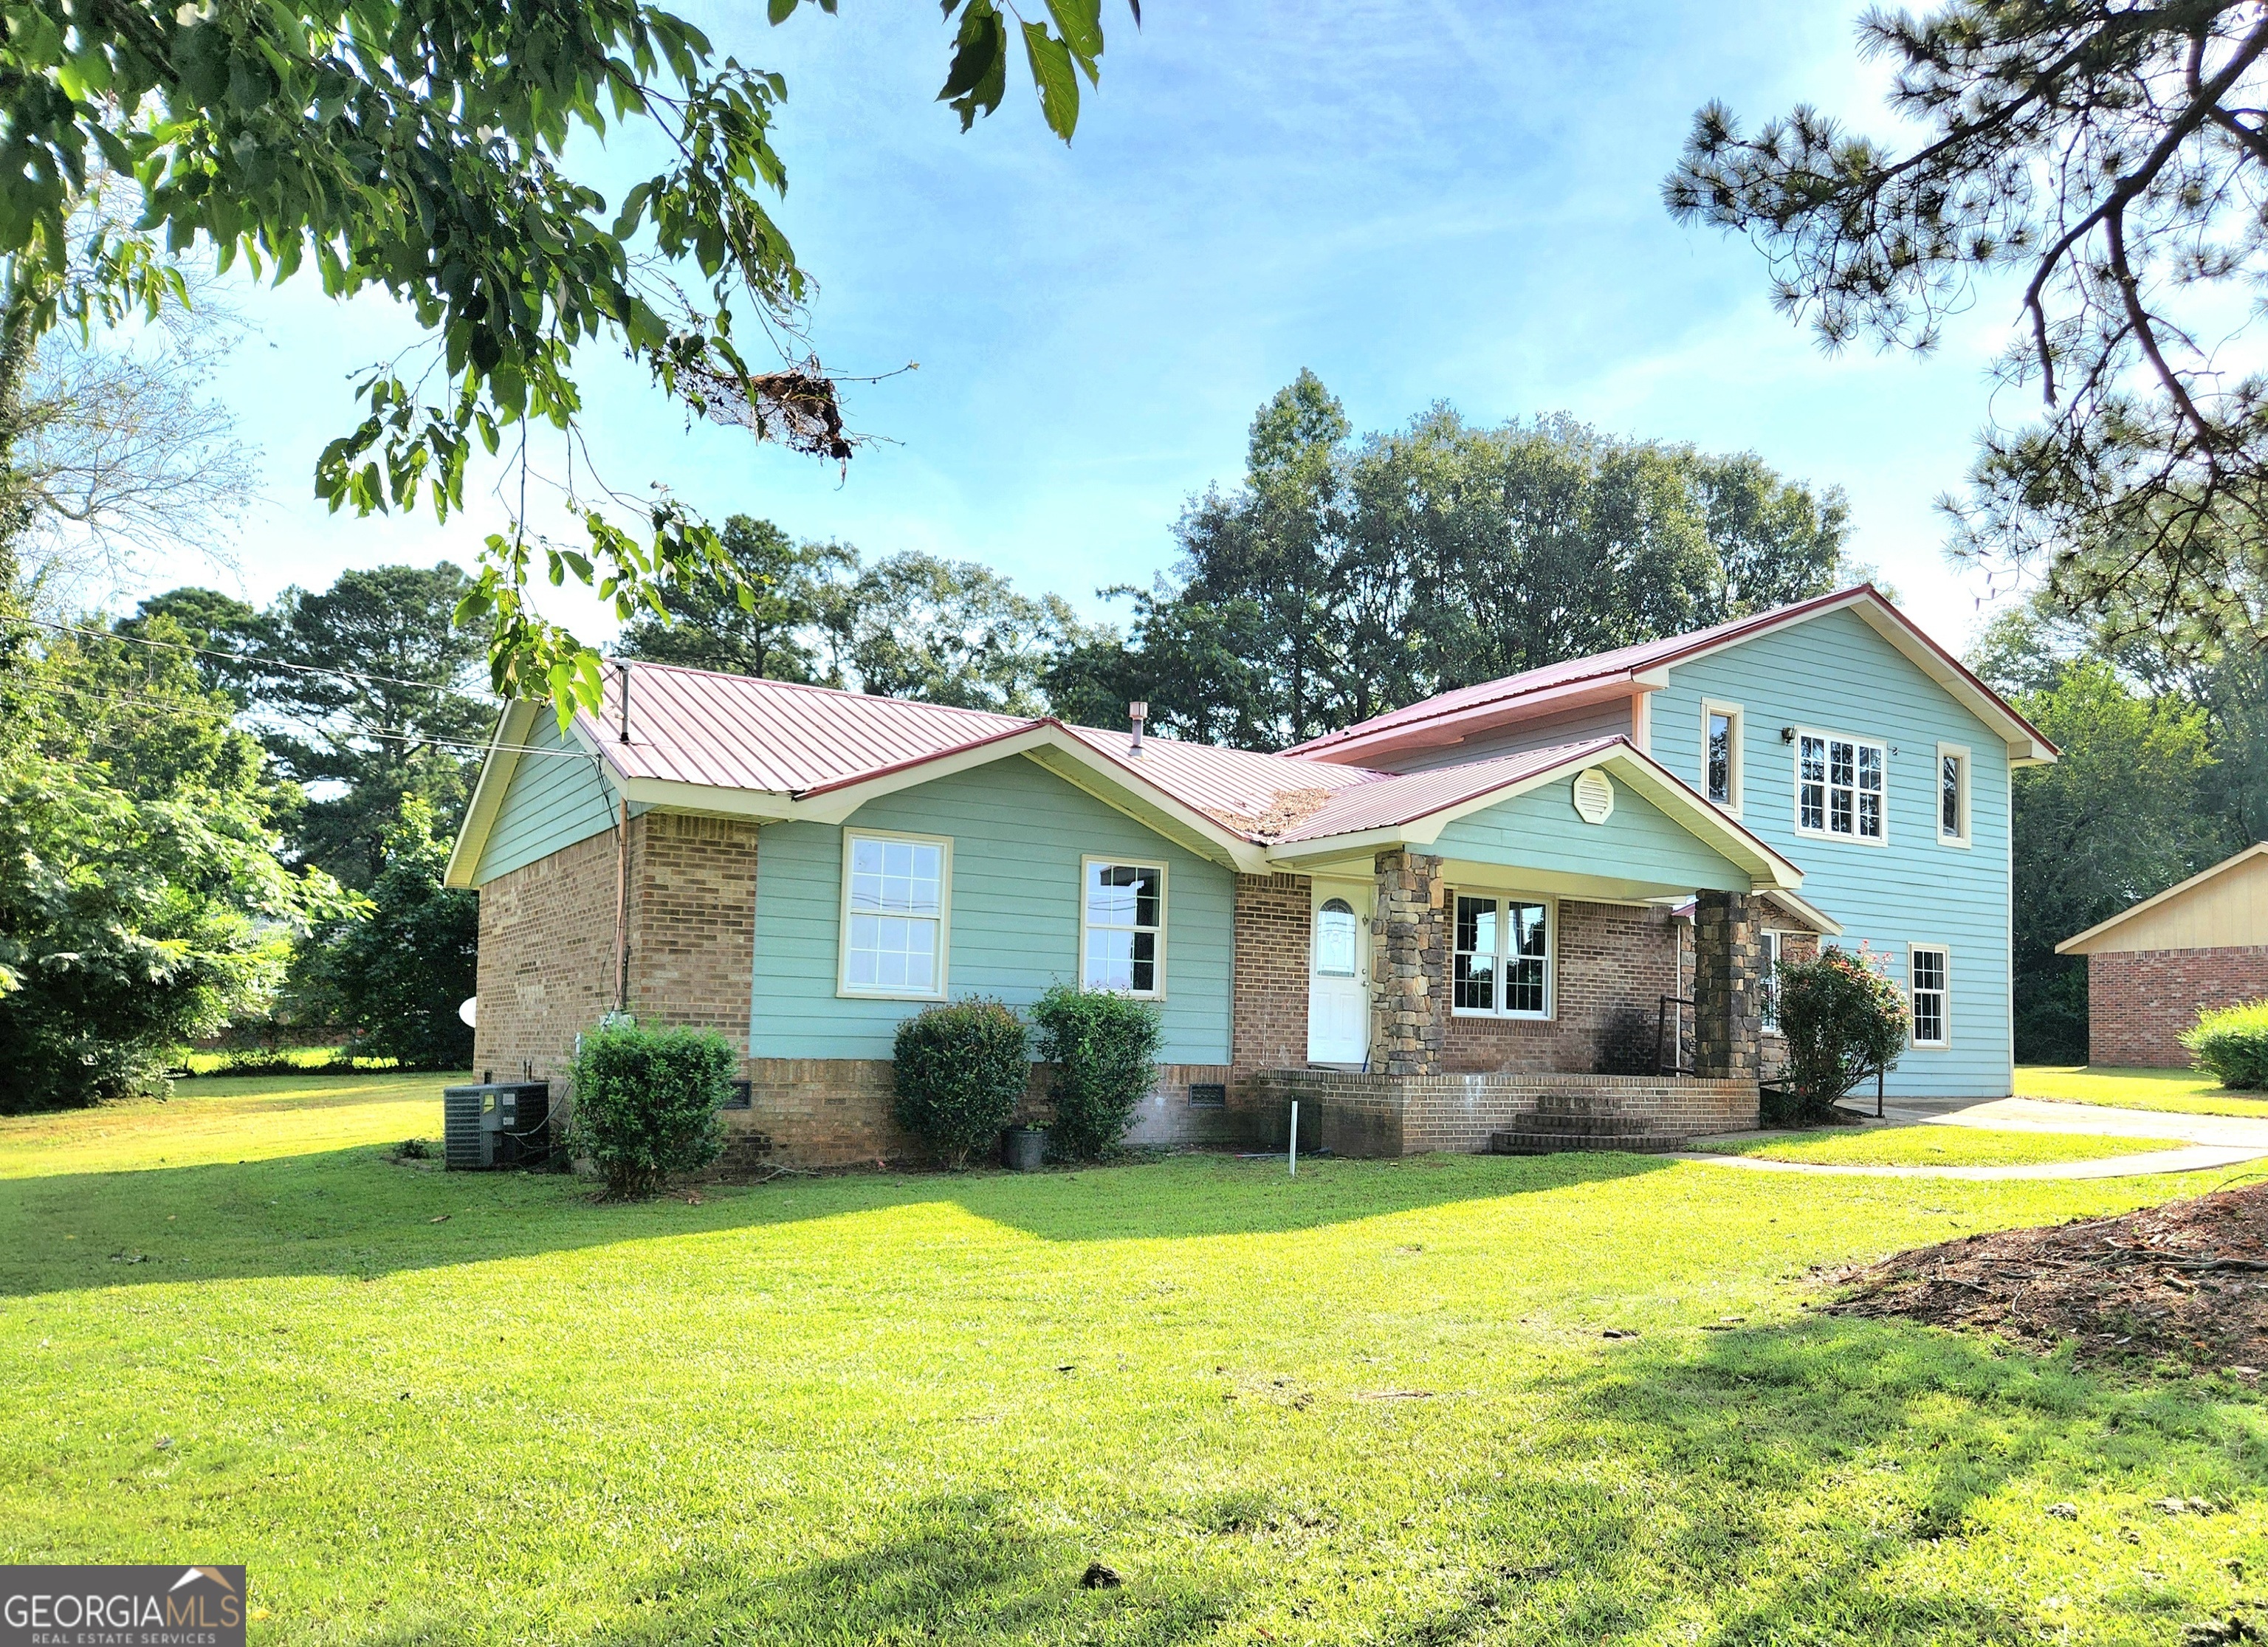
[2088,946,2268,1067]
[1248,1067,1759,1158]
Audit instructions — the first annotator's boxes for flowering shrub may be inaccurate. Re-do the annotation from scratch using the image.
[1774,944,1909,1123]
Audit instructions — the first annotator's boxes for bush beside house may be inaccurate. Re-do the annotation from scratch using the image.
[891,999,1031,1168]
[1029,983,1163,1161]
[566,1022,735,1197]
[2183,1000,2268,1090]
[1772,946,1909,1124]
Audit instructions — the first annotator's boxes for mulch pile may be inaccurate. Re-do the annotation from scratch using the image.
[1824,1180,2268,1372]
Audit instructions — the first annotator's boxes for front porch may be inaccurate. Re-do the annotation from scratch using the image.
[1248,1067,1762,1158]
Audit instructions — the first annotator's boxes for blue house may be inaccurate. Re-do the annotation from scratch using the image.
[447,584,2054,1164]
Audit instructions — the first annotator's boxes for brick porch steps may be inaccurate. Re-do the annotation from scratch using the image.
[1487,1127,1691,1155]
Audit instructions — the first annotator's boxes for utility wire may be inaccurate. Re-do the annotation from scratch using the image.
[30,678,604,765]
[18,613,501,698]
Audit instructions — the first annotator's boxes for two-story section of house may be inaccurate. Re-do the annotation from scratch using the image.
[1286,585,2057,1102]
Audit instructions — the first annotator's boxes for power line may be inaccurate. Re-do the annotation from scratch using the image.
[29,677,603,765]
[18,614,492,698]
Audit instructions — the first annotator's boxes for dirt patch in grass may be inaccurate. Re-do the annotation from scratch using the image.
[1826,1179,2268,1372]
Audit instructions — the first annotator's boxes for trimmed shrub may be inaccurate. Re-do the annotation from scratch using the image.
[1030,983,1164,1161]
[566,1021,735,1198]
[892,998,1031,1168]
[2183,999,2268,1090]
[1775,946,1909,1124]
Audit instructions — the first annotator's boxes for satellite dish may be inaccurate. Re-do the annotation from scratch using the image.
[458,996,478,1028]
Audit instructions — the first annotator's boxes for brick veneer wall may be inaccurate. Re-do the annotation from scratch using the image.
[1443,900,1681,1076]
[1231,873,1312,1079]
[625,811,759,1048]
[1247,1067,1759,1158]
[2089,946,2268,1067]
[472,825,620,1087]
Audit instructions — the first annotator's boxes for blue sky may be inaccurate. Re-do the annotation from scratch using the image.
[186,0,2026,656]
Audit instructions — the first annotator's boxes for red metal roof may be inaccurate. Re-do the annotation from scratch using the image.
[1282,584,2055,762]
[577,662,1632,847]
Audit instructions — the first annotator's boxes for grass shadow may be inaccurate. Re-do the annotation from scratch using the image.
[1381,1311,2267,1643]
[0,1145,1673,1296]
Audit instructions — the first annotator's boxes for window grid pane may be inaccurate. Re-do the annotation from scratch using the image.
[1941,754,1962,836]
[1911,948,1948,1045]
[845,836,944,993]
[1454,895,1498,1011]
[1801,735,1886,839]
[1084,862,1164,994]
[1798,736,1827,831]
[1759,931,1781,1031]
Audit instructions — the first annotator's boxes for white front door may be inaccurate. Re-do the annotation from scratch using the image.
[1307,882,1370,1065]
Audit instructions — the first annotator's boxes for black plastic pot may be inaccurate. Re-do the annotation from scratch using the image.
[1004,1125,1047,1172]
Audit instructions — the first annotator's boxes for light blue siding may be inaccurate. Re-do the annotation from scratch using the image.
[472,715,617,885]
[1433,774,1751,893]
[1381,698,1633,772]
[750,754,1235,1062]
[1652,605,2014,1098]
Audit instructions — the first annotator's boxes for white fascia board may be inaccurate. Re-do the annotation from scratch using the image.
[444,700,543,889]
[1762,888,1844,937]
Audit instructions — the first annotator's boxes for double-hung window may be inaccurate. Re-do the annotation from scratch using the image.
[1908,945,1950,1048]
[1083,859,1165,996]
[1702,701,1742,813]
[1452,893,1550,1017]
[1796,731,1886,842]
[841,831,949,998]
[1937,743,1971,847]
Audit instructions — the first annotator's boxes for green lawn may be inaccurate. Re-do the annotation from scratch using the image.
[2017,1065,2268,1118]
[6,1074,2268,1645]
[1693,1124,2192,1168]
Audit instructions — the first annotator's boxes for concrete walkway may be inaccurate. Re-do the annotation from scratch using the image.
[1677,1095,2268,1181]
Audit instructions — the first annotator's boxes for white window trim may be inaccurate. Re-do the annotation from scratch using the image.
[1449,888,1556,1021]
[1908,942,1951,1050]
[1700,698,1744,816]
[1935,741,1973,849]
[1790,725,1891,848]
[1759,929,1783,1037]
[836,827,952,1002]
[1079,854,1169,1000]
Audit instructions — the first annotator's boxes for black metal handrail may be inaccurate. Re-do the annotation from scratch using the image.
[1656,994,1694,1077]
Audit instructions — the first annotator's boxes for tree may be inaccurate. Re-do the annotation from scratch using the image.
[2000,657,2218,1062]
[235,565,492,887]
[8,0,1139,720]
[1666,3,2268,649]
[30,608,272,802]
[303,796,476,1070]
[1086,376,1851,749]
[618,515,853,682]
[844,551,1104,715]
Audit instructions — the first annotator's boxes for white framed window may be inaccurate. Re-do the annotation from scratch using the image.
[1795,729,1887,845]
[1702,700,1743,814]
[1759,929,1782,1036]
[1451,892,1551,1018]
[839,830,950,1000]
[1082,857,1166,997]
[1908,944,1950,1048]
[1936,743,1971,848]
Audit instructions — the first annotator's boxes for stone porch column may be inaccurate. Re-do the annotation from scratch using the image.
[1372,849,1447,1076]
[1692,890,1763,1081]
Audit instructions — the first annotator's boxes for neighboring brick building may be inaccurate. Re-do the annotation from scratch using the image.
[450,587,2052,1166]
[2058,843,2268,1067]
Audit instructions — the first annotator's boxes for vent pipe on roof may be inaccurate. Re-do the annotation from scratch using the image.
[618,660,632,743]
[1128,700,1147,756]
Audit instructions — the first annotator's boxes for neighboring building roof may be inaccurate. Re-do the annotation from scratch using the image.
[2056,842,2268,956]
[446,661,1807,893]
[1281,584,2058,767]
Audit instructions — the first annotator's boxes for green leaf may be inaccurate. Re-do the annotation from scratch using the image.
[1044,0,1104,78]
[938,1,1007,130]
[1021,21,1079,141]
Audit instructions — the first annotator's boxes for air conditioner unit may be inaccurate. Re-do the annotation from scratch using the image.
[442,1082,552,1171]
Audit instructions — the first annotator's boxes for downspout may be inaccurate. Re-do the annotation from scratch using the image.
[613,659,633,1017]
